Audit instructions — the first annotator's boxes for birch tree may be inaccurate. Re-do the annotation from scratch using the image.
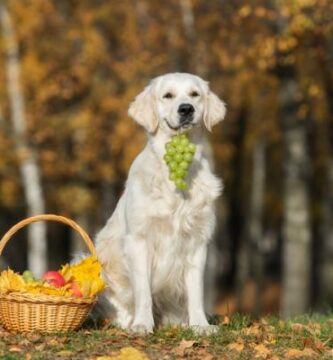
[0,1,47,276]
[280,79,311,317]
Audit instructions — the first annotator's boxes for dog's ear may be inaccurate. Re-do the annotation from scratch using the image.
[204,91,226,132]
[128,84,158,133]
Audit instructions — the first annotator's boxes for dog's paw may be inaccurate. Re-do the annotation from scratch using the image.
[191,324,219,335]
[130,323,154,334]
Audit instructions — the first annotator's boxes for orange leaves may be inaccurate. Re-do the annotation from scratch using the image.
[174,339,198,357]
[227,340,245,353]
[284,347,319,358]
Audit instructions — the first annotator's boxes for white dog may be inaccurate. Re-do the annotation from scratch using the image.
[95,73,226,334]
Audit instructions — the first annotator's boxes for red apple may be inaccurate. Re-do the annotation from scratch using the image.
[42,271,66,288]
[68,281,83,298]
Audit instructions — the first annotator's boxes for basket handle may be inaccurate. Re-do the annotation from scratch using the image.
[0,214,96,257]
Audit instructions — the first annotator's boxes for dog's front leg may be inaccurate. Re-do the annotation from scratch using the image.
[186,244,218,335]
[125,234,154,334]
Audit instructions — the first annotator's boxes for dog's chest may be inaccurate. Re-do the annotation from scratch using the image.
[148,166,220,245]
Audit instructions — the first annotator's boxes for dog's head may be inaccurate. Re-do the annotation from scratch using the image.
[128,73,226,135]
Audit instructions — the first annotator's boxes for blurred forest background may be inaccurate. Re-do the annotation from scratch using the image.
[0,0,333,318]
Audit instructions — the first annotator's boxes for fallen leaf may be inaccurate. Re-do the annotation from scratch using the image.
[97,347,149,360]
[46,338,60,346]
[35,344,45,351]
[243,323,261,336]
[26,333,42,342]
[253,343,271,358]
[222,316,230,325]
[260,318,269,325]
[227,341,244,352]
[285,348,319,358]
[307,322,321,335]
[9,345,22,353]
[25,354,32,360]
[56,350,73,357]
[291,323,320,335]
[19,339,31,346]
[196,348,214,360]
[312,339,329,352]
[175,340,197,356]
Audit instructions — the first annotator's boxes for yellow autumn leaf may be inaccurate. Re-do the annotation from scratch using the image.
[0,269,25,293]
[60,256,105,297]
[285,348,319,358]
[23,282,72,296]
[227,341,244,352]
[97,347,149,360]
[253,343,271,358]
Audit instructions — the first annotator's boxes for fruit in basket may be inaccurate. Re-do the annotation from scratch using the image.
[68,281,83,298]
[42,271,66,288]
[22,270,35,283]
[60,256,105,297]
[0,256,105,298]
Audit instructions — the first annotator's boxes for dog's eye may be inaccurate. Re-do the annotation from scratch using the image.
[190,91,200,97]
[163,92,174,99]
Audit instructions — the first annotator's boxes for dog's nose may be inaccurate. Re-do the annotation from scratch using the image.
[178,103,194,117]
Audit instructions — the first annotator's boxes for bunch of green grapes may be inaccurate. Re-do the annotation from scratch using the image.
[164,134,196,190]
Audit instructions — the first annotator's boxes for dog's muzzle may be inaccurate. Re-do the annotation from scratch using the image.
[165,104,195,131]
[178,103,194,127]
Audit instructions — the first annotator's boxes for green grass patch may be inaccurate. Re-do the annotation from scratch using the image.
[0,313,332,359]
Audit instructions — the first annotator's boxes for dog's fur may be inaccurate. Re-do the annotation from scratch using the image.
[95,73,226,334]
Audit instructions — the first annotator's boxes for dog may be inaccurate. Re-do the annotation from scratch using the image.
[95,72,226,334]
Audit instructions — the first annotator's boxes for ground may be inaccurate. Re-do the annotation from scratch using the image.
[0,314,332,359]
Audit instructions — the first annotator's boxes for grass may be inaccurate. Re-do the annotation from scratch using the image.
[0,313,332,359]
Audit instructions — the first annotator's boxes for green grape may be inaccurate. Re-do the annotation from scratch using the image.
[164,134,196,191]
[169,161,178,171]
[180,137,190,146]
[179,181,188,190]
[175,178,188,190]
[175,178,183,189]
[169,172,177,181]
[188,143,196,153]
[183,152,193,162]
[176,144,185,153]
[179,161,189,170]
[22,270,34,283]
[175,168,186,179]
[174,153,183,163]
[164,154,172,163]
[172,136,181,145]
[166,146,176,156]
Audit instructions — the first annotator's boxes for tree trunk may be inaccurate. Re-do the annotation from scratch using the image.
[280,79,311,317]
[0,2,47,277]
[179,0,207,76]
[249,139,266,316]
[232,108,250,312]
[314,35,333,306]
[319,159,333,304]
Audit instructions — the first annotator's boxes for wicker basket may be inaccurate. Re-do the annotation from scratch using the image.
[0,214,97,332]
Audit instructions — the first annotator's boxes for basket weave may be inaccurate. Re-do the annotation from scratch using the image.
[0,214,97,332]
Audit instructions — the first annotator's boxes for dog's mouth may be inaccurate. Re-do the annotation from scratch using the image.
[165,119,194,131]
